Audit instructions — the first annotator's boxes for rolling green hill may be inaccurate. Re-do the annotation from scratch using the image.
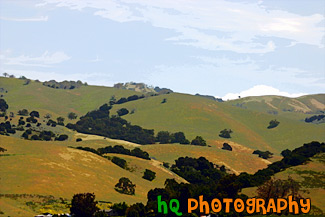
[0,77,140,119]
[1,77,324,215]
[110,93,325,153]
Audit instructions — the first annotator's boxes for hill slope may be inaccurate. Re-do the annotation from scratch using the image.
[225,94,325,121]
[110,93,325,153]
[0,136,184,205]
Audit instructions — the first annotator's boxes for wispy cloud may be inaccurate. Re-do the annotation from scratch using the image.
[0,51,71,67]
[89,55,102,63]
[0,16,48,22]
[39,0,324,53]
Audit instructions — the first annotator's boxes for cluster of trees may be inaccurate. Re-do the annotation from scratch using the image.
[252,150,273,159]
[156,131,207,146]
[21,129,68,141]
[98,145,150,160]
[0,121,16,135]
[75,145,151,160]
[156,131,189,144]
[68,141,324,217]
[305,114,325,123]
[111,156,127,169]
[68,103,156,145]
[171,156,227,185]
[267,119,280,129]
[109,94,145,106]
[238,141,325,188]
[219,129,233,138]
[43,80,86,89]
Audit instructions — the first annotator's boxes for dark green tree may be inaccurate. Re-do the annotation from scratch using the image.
[190,136,207,146]
[70,193,99,217]
[117,108,129,116]
[268,119,280,129]
[156,131,171,144]
[219,129,233,138]
[115,177,136,195]
[29,111,40,118]
[143,169,156,181]
[68,112,78,120]
[0,99,8,112]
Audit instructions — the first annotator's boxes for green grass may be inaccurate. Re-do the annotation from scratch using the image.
[111,93,325,153]
[0,77,140,120]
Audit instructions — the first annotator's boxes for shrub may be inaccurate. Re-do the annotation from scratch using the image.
[163,162,170,168]
[76,138,82,142]
[219,129,233,138]
[221,143,232,151]
[111,156,127,169]
[267,119,280,129]
[143,169,156,181]
[30,111,40,118]
[56,134,68,141]
[117,108,129,116]
[18,109,29,116]
[191,136,207,146]
[115,177,136,195]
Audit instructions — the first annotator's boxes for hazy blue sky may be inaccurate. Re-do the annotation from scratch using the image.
[0,0,324,99]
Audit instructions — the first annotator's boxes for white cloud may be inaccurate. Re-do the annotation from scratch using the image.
[0,51,71,67]
[39,0,324,53]
[0,16,48,22]
[222,85,307,100]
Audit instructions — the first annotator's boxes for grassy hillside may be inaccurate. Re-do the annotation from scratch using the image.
[0,136,184,207]
[110,93,325,153]
[0,77,139,119]
[224,94,325,121]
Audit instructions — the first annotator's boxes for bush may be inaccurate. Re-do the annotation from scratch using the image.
[219,129,233,138]
[163,162,170,168]
[55,134,68,141]
[117,108,129,116]
[253,150,273,159]
[18,109,29,116]
[267,119,280,129]
[115,177,136,195]
[112,156,127,169]
[31,135,40,140]
[30,111,40,118]
[0,99,8,112]
[76,138,82,142]
[221,143,232,151]
[191,136,207,146]
[68,112,78,120]
[143,169,156,181]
